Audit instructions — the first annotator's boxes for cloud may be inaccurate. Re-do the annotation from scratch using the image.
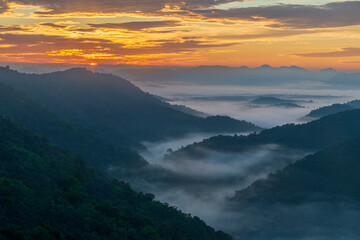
[0,0,8,14]
[295,48,360,58]
[192,1,360,29]
[88,20,181,31]
[0,33,234,62]
[7,0,242,15]
[211,29,317,40]
[39,23,67,29]
[0,25,26,32]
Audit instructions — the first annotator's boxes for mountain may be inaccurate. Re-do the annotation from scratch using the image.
[166,104,209,118]
[250,96,304,108]
[305,99,360,119]
[0,82,145,170]
[168,109,360,159]
[228,138,360,239]
[327,72,360,88]
[0,116,231,240]
[113,65,338,86]
[0,67,260,146]
[233,139,360,204]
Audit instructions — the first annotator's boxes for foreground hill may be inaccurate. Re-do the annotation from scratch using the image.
[229,138,360,239]
[169,109,360,159]
[0,67,260,146]
[0,82,145,169]
[0,116,231,240]
[305,99,360,119]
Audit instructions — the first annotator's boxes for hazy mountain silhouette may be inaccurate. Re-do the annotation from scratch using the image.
[0,67,260,147]
[0,81,146,169]
[114,65,341,86]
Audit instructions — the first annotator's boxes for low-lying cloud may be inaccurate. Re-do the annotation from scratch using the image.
[110,135,310,236]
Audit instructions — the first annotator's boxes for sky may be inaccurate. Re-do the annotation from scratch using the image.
[0,0,359,69]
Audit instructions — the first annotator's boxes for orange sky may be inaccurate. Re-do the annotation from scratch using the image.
[0,0,359,69]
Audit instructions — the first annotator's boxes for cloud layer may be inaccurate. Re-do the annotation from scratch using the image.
[193,1,360,29]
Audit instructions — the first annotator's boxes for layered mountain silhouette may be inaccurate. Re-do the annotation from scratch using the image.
[169,109,360,158]
[0,67,260,147]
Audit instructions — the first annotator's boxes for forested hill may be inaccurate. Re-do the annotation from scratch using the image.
[0,67,260,146]
[0,82,146,170]
[228,138,360,239]
[305,99,360,119]
[168,109,360,159]
[0,116,231,240]
[233,138,360,204]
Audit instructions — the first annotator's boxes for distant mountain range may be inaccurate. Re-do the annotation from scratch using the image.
[6,64,360,88]
[108,64,359,88]
[113,65,336,86]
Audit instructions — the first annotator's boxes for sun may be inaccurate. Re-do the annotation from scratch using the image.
[89,62,98,67]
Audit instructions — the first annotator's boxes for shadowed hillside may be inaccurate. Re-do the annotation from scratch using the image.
[0,67,260,147]
[0,116,232,240]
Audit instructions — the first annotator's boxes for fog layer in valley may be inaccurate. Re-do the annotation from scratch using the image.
[117,133,310,238]
[115,82,360,239]
[138,84,359,127]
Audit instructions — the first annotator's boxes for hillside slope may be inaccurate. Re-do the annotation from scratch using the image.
[169,109,360,159]
[228,138,360,239]
[0,67,260,146]
[0,116,231,240]
[0,82,145,169]
[305,99,360,119]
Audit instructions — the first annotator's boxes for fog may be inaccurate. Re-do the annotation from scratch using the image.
[115,81,360,239]
[137,83,359,128]
[113,135,310,237]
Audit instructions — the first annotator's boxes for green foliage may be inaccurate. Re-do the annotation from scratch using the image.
[172,109,360,159]
[232,138,360,204]
[0,116,231,240]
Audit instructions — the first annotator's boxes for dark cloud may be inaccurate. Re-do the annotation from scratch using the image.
[8,0,241,15]
[39,23,67,29]
[0,33,121,54]
[88,20,181,31]
[0,0,8,13]
[296,48,360,58]
[147,39,236,53]
[211,29,316,40]
[0,25,25,32]
[193,1,360,29]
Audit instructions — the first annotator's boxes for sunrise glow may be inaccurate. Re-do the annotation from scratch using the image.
[0,1,359,69]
